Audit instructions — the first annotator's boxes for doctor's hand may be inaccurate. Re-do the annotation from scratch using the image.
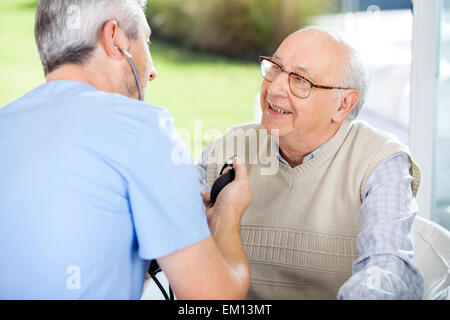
[156,156,251,300]
[202,156,252,236]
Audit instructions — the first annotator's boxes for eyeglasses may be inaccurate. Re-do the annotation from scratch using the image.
[259,56,353,99]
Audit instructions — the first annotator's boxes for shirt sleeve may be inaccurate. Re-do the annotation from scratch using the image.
[337,152,424,300]
[127,109,210,260]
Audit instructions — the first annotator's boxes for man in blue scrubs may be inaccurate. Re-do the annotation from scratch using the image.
[0,0,251,299]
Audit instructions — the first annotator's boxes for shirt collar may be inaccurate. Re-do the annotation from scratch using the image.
[271,136,328,167]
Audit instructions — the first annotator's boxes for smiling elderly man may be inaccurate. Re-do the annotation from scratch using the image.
[197,27,424,300]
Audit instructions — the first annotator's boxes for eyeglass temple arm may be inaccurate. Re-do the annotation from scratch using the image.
[312,83,353,90]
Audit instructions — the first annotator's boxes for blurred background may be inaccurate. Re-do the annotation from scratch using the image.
[0,0,415,157]
[0,0,449,230]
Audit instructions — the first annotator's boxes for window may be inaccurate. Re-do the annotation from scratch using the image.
[313,0,413,145]
[432,0,450,229]
[410,0,450,230]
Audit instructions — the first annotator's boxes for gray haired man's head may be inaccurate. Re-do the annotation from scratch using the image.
[296,27,368,120]
[35,0,148,74]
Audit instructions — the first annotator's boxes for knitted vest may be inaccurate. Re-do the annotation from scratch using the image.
[205,119,421,299]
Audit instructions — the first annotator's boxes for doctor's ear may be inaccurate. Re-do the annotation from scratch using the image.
[101,20,129,60]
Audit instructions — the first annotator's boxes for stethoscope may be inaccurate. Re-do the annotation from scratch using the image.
[115,46,143,101]
[116,46,172,298]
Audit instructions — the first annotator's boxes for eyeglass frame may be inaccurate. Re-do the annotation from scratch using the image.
[259,56,354,99]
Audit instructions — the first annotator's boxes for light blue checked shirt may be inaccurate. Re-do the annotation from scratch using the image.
[196,135,424,300]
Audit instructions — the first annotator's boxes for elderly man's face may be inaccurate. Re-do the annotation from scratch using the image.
[260,30,348,139]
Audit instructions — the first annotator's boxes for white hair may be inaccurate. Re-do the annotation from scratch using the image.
[296,26,369,120]
[35,0,148,74]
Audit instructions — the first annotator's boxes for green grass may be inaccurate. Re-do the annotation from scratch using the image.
[0,0,45,104]
[0,0,260,160]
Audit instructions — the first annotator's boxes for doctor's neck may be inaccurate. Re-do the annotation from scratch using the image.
[45,56,129,98]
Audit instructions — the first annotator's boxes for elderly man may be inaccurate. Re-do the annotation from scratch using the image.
[0,0,252,299]
[198,27,423,300]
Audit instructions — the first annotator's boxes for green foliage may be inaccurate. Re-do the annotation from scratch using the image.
[0,0,44,104]
[146,0,337,59]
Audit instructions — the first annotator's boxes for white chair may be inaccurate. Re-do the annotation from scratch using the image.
[413,215,450,300]
[141,271,171,300]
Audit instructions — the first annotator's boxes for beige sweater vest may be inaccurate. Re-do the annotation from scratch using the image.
[206,119,421,300]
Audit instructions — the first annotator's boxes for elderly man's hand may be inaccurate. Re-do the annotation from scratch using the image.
[202,156,252,236]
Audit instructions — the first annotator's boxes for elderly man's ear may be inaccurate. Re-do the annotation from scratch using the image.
[332,90,360,122]
[101,20,130,60]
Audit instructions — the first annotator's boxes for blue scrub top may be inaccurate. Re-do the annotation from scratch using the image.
[0,80,210,299]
